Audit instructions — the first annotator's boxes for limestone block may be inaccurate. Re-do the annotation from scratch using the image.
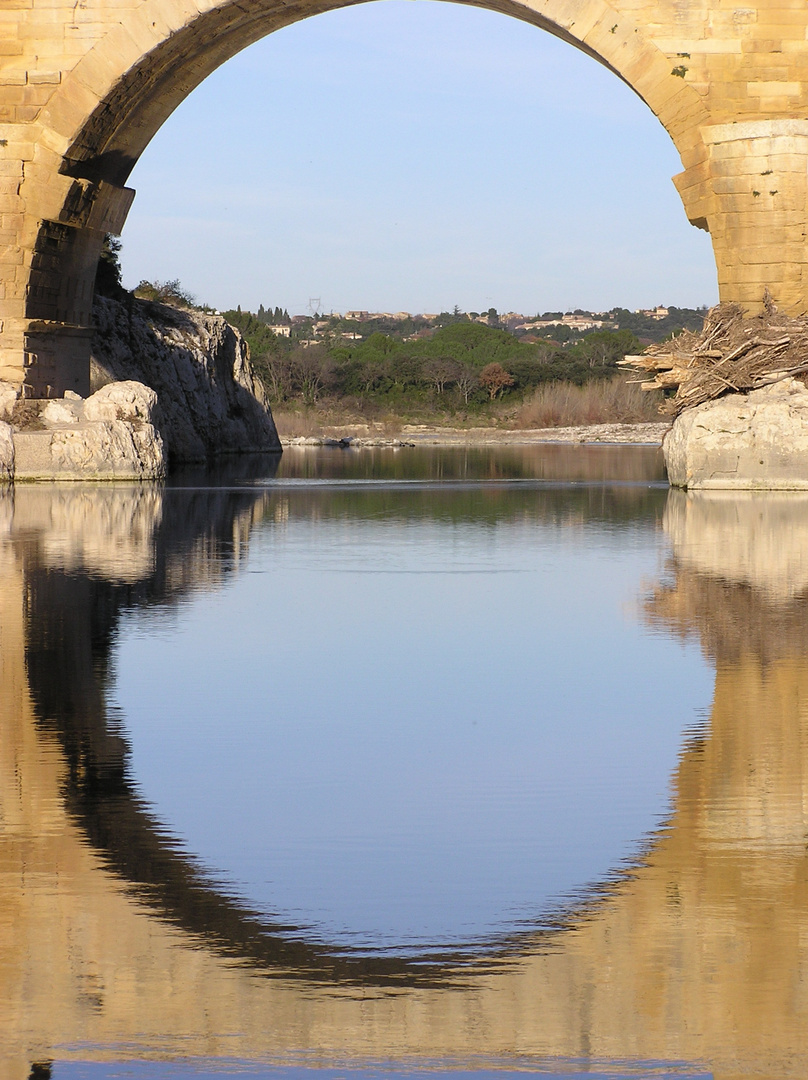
[83,379,159,424]
[0,381,18,420]
[13,417,165,481]
[55,420,165,479]
[0,421,13,483]
[664,379,808,489]
[40,397,80,425]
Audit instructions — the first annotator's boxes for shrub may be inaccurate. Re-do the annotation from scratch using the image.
[134,278,197,308]
[514,375,664,427]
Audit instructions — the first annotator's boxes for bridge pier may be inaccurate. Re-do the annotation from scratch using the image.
[0,152,133,398]
[676,120,808,317]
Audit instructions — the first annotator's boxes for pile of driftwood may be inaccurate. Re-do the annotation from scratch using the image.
[619,297,808,416]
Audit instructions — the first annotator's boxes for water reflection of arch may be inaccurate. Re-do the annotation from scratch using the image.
[17,471,668,986]
[15,475,432,986]
[6,479,808,1079]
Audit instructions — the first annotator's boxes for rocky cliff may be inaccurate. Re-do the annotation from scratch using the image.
[90,295,281,462]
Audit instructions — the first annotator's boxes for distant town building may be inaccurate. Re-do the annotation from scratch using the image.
[269,325,291,337]
[560,314,606,331]
[344,310,411,322]
[636,306,669,320]
[516,314,607,333]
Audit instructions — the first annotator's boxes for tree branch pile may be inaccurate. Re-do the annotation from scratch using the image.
[619,296,808,416]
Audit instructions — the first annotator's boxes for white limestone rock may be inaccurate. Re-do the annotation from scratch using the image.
[0,382,19,421]
[0,421,14,482]
[14,408,165,481]
[664,379,808,489]
[49,419,165,480]
[83,380,160,425]
[12,380,165,480]
[40,398,81,425]
[91,297,281,462]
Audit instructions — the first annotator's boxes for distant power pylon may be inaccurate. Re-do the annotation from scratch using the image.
[308,297,321,318]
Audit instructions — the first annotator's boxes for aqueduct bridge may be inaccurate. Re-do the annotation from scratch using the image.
[4,0,808,395]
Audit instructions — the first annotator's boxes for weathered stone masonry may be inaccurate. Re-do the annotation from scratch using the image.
[4,0,808,395]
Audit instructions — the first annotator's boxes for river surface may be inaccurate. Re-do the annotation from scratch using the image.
[3,444,808,1080]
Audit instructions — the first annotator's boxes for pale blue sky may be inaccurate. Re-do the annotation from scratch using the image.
[121,0,719,317]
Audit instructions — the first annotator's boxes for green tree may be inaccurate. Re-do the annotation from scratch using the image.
[94,234,127,300]
[421,322,532,370]
[570,329,641,370]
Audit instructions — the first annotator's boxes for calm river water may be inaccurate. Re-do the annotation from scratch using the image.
[3,444,808,1080]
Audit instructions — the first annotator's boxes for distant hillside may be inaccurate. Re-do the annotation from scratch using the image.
[223,303,701,418]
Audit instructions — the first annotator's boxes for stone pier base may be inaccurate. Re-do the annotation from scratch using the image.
[0,381,166,482]
[664,379,808,489]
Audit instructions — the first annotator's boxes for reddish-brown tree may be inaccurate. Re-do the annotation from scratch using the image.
[479,363,515,400]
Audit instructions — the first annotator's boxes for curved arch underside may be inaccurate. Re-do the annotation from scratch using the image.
[52,0,706,184]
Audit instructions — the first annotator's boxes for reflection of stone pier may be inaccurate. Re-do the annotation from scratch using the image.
[650,491,808,850]
[2,485,808,1078]
[663,488,808,598]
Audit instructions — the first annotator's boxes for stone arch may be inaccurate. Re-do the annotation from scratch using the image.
[17,0,711,395]
[44,0,709,177]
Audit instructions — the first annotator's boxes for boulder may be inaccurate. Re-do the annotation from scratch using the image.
[664,379,808,489]
[91,296,281,462]
[49,419,165,480]
[0,421,14,482]
[0,382,18,421]
[14,421,165,481]
[13,382,166,482]
[40,398,80,425]
[83,380,160,425]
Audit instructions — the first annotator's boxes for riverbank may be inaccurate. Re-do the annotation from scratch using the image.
[281,421,670,448]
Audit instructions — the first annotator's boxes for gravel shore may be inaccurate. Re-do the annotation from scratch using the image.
[282,421,670,448]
